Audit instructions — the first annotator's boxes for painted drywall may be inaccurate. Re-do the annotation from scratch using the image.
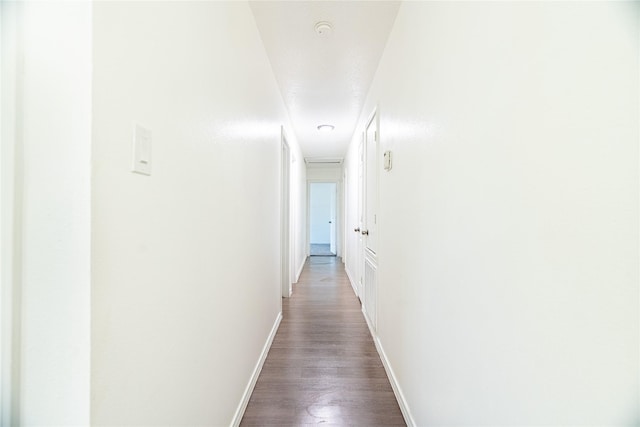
[345,2,639,425]
[91,2,304,425]
[310,183,335,244]
[306,163,342,181]
[14,2,93,425]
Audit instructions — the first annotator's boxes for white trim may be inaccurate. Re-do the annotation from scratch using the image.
[1,3,21,426]
[363,305,375,339]
[280,127,292,298]
[230,312,282,427]
[295,256,306,283]
[345,265,358,298]
[372,334,416,427]
[362,310,415,427]
[304,157,343,165]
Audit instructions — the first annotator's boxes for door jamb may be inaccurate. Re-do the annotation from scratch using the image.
[280,127,292,298]
[1,3,22,425]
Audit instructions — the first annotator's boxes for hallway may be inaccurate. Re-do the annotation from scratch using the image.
[2,1,638,425]
[240,257,405,426]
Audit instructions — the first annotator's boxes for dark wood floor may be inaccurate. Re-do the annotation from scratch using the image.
[240,256,406,426]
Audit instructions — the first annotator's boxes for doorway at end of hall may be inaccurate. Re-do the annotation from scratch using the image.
[309,182,337,256]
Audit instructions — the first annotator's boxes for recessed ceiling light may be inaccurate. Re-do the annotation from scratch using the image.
[314,21,333,37]
[317,124,335,132]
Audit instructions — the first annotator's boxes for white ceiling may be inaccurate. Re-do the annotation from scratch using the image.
[250,1,401,159]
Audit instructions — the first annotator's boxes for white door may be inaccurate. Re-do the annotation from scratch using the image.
[364,115,378,253]
[362,112,378,331]
[357,135,365,300]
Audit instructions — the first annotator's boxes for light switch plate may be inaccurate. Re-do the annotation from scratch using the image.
[132,123,151,175]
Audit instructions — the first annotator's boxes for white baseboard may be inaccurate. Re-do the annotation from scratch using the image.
[295,257,306,283]
[345,266,358,298]
[371,333,416,427]
[362,305,375,339]
[230,312,282,427]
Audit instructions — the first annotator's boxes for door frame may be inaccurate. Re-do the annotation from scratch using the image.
[342,167,348,265]
[1,2,22,425]
[356,132,365,300]
[363,108,379,256]
[306,179,341,257]
[280,127,292,298]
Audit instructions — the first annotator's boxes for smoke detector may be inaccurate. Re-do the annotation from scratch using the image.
[314,21,333,37]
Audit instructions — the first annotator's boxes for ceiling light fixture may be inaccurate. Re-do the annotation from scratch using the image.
[317,124,335,132]
[314,21,333,37]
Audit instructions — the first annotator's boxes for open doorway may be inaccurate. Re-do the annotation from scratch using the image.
[309,182,337,256]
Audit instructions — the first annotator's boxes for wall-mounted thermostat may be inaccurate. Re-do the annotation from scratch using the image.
[132,123,152,176]
[383,150,392,171]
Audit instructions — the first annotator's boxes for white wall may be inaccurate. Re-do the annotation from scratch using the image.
[91,2,303,425]
[13,2,93,425]
[309,183,335,244]
[306,163,342,181]
[345,2,639,425]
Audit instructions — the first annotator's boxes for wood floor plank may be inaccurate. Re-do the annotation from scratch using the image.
[240,257,405,426]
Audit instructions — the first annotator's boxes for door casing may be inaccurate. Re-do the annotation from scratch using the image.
[280,128,292,298]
